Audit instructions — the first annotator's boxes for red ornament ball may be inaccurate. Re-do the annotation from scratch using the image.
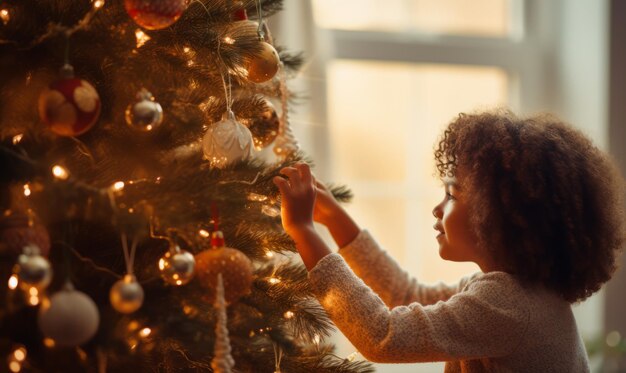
[195,235,253,304]
[244,42,280,83]
[125,0,189,30]
[38,73,101,137]
[0,212,50,256]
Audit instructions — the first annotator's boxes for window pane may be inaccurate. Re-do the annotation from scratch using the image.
[313,0,513,37]
[327,60,508,283]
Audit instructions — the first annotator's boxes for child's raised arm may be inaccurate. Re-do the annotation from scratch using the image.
[272,163,332,271]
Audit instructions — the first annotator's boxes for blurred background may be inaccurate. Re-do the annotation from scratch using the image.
[271,0,626,371]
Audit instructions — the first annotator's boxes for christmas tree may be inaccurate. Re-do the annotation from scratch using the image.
[0,0,373,371]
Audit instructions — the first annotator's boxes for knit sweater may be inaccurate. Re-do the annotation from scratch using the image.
[308,230,590,372]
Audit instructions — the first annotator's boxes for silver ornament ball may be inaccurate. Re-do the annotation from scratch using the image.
[202,111,254,168]
[38,283,100,347]
[14,246,52,291]
[110,274,144,314]
[125,89,163,131]
[158,246,196,286]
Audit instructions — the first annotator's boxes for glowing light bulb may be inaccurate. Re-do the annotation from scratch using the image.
[135,29,151,48]
[43,338,55,348]
[93,0,105,9]
[52,165,69,180]
[265,251,274,258]
[183,46,191,54]
[8,275,18,289]
[268,277,281,284]
[139,327,151,338]
[0,9,10,25]
[223,36,235,44]
[13,347,27,362]
[28,295,39,306]
[12,134,23,144]
[199,229,210,238]
[113,181,125,191]
[8,361,20,373]
[283,311,294,319]
[23,184,31,196]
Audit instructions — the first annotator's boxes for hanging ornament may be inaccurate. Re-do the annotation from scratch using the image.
[273,65,300,158]
[195,230,253,304]
[0,211,50,256]
[38,282,100,347]
[158,242,195,286]
[110,274,144,314]
[124,0,189,30]
[211,274,236,373]
[12,244,52,292]
[239,98,279,150]
[125,88,163,132]
[243,41,280,84]
[110,234,143,313]
[38,64,101,137]
[202,111,254,168]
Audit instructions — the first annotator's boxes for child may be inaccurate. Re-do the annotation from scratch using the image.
[273,110,625,372]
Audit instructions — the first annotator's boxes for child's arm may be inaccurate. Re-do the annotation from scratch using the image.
[311,175,474,306]
[309,254,529,363]
[272,163,332,271]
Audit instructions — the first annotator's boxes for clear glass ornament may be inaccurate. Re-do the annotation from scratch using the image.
[110,274,144,314]
[125,88,163,131]
[13,244,52,291]
[158,244,195,286]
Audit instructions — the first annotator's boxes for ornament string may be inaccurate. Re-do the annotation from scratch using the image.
[120,232,139,276]
[254,0,265,40]
[273,342,283,373]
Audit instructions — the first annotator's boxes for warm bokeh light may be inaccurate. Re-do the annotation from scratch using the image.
[12,134,23,144]
[113,181,125,190]
[135,29,151,48]
[8,275,18,290]
[23,184,31,196]
[0,9,10,25]
[52,165,69,180]
[139,328,151,338]
[199,229,210,238]
[12,347,26,362]
[92,0,105,9]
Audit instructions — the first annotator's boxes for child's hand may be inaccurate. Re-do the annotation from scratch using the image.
[313,180,342,226]
[273,163,316,236]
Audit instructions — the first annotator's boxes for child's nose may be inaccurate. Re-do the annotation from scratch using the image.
[432,203,443,219]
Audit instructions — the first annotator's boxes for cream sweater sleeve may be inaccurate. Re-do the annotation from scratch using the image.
[308,253,529,364]
[339,230,479,307]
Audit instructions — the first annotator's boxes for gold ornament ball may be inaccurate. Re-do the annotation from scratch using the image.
[240,98,280,150]
[195,246,253,304]
[244,42,280,83]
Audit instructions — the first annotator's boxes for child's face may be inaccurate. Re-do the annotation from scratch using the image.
[432,176,487,270]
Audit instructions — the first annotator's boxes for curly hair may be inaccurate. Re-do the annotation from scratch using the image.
[434,109,625,303]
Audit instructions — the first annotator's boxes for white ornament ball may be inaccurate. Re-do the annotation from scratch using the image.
[202,111,254,168]
[38,283,100,347]
[110,274,144,314]
[125,88,164,131]
[158,246,195,286]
